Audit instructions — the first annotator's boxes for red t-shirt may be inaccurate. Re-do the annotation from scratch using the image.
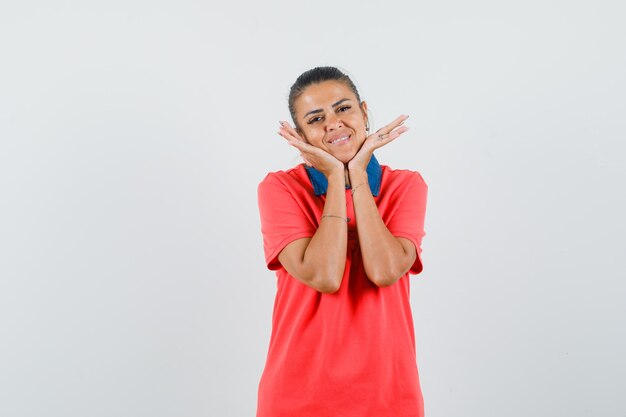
[256,161,428,417]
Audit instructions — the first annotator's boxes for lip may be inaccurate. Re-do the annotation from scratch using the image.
[327,133,351,145]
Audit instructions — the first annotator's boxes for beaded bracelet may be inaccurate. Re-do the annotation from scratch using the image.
[321,214,349,223]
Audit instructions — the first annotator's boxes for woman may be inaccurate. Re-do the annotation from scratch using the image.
[256,66,428,417]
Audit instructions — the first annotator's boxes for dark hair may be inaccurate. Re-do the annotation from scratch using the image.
[288,66,366,131]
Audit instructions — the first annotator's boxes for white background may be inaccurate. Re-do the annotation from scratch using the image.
[1,1,624,416]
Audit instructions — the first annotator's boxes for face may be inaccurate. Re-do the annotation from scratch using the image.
[294,80,368,164]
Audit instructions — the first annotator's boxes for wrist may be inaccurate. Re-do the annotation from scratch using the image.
[326,170,346,185]
[348,162,367,171]
[348,169,368,183]
[350,181,369,196]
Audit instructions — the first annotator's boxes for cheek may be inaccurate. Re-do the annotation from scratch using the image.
[306,130,325,145]
[352,118,367,135]
[298,128,313,143]
[355,125,368,142]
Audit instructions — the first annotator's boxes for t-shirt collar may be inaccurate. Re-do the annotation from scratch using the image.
[304,153,382,197]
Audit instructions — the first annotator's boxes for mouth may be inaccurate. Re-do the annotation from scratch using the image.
[328,134,351,145]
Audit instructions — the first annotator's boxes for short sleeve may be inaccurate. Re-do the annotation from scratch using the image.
[257,173,317,271]
[386,172,428,275]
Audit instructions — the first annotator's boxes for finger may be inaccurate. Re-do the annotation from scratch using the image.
[279,121,307,143]
[375,126,409,144]
[373,126,409,145]
[278,127,307,148]
[278,126,320,153]
[375,114,409,135]
[279,132,318,156]
[282,135,307,150]
[391,126,410,137]
[377,126,409,141]
[278,126,306,145]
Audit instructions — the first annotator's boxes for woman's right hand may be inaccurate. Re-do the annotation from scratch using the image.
[278,121,344,179]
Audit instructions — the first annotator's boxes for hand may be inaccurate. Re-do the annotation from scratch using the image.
[277,121,344,179]
[347,114,410,173]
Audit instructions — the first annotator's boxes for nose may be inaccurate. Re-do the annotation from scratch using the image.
[325,112,343,130]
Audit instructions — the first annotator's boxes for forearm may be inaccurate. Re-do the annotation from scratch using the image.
[302,172,348,288]
[350,169,410,286]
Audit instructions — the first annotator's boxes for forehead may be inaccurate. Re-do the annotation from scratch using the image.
[296,80,356,115]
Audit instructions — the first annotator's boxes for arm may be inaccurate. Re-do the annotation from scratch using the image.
[349,169,417,287]
[277,170,348,294]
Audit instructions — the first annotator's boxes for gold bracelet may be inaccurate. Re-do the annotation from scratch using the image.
[321,214,349,223]
[350,182,368,195]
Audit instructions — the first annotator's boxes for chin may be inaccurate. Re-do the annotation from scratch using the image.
[335,152,356,165]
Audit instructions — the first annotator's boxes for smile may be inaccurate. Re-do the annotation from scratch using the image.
[329,134,350,145]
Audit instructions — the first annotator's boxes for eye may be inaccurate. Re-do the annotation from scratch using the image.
[307,106,351,124]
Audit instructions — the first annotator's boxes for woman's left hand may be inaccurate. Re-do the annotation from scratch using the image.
[347,114,410,173]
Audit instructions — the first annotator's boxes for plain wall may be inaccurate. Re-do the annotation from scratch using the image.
[1,1,624,416]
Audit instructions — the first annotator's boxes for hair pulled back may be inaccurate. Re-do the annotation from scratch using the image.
[288,66,365,131]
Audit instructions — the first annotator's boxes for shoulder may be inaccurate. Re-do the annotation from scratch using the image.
[376,165,428,210]
[380,165,427,188]
[259,164,306,188]
[258,163,314,201]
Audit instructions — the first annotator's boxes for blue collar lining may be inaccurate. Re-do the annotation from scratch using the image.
[304,153,382,197]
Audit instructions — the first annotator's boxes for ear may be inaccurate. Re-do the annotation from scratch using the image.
[360,100,368,125]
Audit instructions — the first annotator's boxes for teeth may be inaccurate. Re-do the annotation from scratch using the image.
[330,135,349,144]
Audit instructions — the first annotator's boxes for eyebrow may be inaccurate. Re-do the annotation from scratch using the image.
[302,98,352,119]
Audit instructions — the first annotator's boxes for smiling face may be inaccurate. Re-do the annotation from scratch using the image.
[294,80,368,164]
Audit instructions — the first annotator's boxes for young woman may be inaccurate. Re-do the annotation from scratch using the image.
[256,66,429,417]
